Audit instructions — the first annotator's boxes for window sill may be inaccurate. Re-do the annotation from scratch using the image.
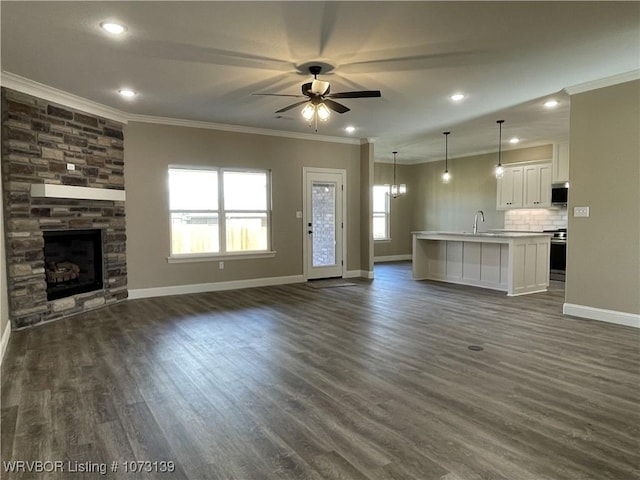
[167,251,277,264]
[374,239,392,243]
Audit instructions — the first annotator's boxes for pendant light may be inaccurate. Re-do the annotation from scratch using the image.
[390,151,406,198]
[442,131,451,184]
[495,120,505,178]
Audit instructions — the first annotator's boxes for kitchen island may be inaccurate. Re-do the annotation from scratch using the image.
[412,231,551,296]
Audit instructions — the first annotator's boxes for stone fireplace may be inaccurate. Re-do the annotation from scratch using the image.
[1,88,128,329]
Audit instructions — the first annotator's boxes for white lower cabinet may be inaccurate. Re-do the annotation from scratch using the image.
[413,232,550,296]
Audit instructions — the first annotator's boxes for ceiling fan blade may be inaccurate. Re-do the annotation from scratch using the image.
[253,93,305,98]
[323,99,350,114]
[275,100,310,113]
[328,90,381,99]
[311,79,330,95]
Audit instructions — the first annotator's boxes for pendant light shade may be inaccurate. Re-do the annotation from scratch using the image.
[442,131,451,184]
[390,151,406,198]
[495,120,505,179]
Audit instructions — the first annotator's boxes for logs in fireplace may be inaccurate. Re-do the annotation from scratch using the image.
[43,229,104,300]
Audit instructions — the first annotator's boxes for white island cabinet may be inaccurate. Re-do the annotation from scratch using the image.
[412,231,551,296]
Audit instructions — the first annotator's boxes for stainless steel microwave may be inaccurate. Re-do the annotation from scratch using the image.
[551,185,568,205]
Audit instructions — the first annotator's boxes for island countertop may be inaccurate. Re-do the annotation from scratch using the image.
[412,231,552,243]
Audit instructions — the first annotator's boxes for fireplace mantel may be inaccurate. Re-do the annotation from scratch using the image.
[30,184,126,202]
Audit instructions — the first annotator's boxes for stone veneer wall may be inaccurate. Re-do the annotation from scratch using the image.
[1,88,127,329]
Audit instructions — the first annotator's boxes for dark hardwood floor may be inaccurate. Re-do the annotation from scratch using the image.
[2,262,639,480]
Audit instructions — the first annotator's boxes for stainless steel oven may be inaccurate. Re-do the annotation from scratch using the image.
[545,229,567,281]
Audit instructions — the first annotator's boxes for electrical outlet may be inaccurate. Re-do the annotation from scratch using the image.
[67,163,75,171]
[219,261,224,270]
[574,206,590,217]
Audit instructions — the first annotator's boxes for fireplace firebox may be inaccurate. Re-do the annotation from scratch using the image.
[43,229,104,300]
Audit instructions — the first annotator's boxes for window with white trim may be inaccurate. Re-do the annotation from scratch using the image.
[373,185,391,240]
[169,167,271,256]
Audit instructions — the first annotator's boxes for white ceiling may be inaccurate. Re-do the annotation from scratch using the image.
[1,2,638,164]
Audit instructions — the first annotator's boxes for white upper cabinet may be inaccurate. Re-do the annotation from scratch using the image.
[523,163,551,208]
[552,142,570,183]
[497,162,551,210]
[497,166,523,210]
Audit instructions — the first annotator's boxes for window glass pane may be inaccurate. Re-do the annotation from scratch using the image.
[373,185,389,212]
[171,213,219,254]
[312,182,337,267]
[225,213,268,252]
[224,171,267,210]
[169,169,218,210]
[373,214,388,240]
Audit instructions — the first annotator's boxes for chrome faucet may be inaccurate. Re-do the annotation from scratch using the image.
[473,210,485,234]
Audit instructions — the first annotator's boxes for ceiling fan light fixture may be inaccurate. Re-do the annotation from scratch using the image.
[301,103,315,121]
[317,103,331,121]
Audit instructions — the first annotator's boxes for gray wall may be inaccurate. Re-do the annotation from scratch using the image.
[124,122,364,290]
[566,80,640,315]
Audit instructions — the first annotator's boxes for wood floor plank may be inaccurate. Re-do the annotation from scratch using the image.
[1,262,638,479]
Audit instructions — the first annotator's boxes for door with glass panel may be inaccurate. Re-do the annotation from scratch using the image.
[304,169,345,280]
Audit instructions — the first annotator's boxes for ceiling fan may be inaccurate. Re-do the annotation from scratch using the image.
[254,65,381,126]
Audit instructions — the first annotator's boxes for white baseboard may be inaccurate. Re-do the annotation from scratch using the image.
[128,274,305,300]
[374,254,412,263]
[563,303,640,328]
[344,270,374,279]
[0,321,11,366]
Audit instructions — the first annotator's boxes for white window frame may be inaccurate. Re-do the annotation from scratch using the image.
[167,166,276,263]
[373,184,391,242]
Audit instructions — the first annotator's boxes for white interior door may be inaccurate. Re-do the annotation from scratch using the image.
[304,169,345,280]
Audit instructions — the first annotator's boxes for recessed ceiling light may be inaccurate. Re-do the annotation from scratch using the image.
[450,93,465,102]
[345,126,355,133]
[509,137,520,144]
[544,99,559,108]
[100,22,127,35]
[118,89,136,98]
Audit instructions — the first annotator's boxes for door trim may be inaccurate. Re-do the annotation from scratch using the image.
[302,167,347,281]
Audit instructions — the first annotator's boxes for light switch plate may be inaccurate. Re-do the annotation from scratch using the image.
[574,206,590,217]
[296,211,302,218]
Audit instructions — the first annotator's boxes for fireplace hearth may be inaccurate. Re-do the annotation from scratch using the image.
[43,229,104,300]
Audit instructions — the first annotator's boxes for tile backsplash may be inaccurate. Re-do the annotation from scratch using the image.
[504,208,568,231]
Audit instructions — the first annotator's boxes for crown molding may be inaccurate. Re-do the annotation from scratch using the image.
[126,113,361,145]
[564,70,640,95]
[1,71,361,146]
[1,71,130,123]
